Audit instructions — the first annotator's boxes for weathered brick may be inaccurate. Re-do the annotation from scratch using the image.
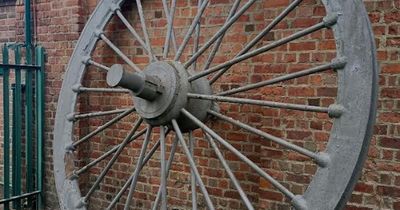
[0,0,398,209]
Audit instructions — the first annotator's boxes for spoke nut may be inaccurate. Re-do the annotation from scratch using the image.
[328,104,345,118]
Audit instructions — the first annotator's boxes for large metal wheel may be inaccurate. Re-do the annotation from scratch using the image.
[54,0,378,209]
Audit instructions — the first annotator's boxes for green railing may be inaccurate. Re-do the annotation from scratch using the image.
[0,43,45,209]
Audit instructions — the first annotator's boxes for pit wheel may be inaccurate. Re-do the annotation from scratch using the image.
[54,0,378,209]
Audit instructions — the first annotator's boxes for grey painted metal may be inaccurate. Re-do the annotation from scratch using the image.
[189,131,197,210]
[70,107,135,150]
[160,127,167,210]
[191,0,203,71]
[181,109,298,202]
[204,133,255,210]
[169,0,178,52]
[303,0,378,209]
[209,0,303,84]
[152,136,179,210]
[67,108,130,122]
[174,0,209,61]
[134,0,156,62]
[122,61,213,131]
[54,0,378,209]
[218,57,347,96]
[107,64,163,101]
[114,9,153,60]
[184,0,258,68]
[207,110,329,167]
[124,126,152,209]
[107,127,168,210]
[189,93,343,116]
[172,120,215,210]
[72,85,131,93]
[132,61,189,126]
[86,59,110,71]
[189,14,338,82]
[99,33,142,72]
[70,128,147,179]
[77,118,143,208]
[54,1,121,209]
[162,0,177,57]
[203,0,241,71]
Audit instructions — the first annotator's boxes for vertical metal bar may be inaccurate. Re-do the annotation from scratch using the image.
[80,118,144,206]
[151,136,179,210]
[182,109,296,200]
[203,0,241,71]
[106,135,161,210]
[172,120,215,210]
[174,0,209,61]
[12,81,17,209]
[25,46,34,208]
[160,127,167,210]
[162,0,176,58]
[134,0,155,61]
[204,133,255,210]
[2,44,11,210]
[35,46,45,210]
[192,0,203,71]
[124,126,152,210]
[189,132,197,210]
[14,45,22,210]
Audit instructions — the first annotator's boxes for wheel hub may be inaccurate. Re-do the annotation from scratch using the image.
[106,61,213,132]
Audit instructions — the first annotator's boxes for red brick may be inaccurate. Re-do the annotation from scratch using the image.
[379,137,400,149]
[0,1,398,210]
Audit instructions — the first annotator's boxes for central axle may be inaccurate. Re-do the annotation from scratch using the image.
[106,61,213,132]
[107,64,164,101]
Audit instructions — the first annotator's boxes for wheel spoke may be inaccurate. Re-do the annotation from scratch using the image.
[99,33,142,72]
[207,110,329,167]
[169,0,178,52]
[135,0,156,61]
[124,125,153,210]
[204,133,255,210]
[87,59,110,71]
[107,128,167,210]
[218,58,347,96]
[160,126,167,210]
[162,0,178,58]
[78,118,144,207]
[69,107,136,150]
[181,109,296,201]
[72,86,131,94]
[189,131,197,209]
[70,128,147,179]
[67,108,131,122]
[209,0,303,84]
[202,0,241,71]
[115,9,156,61]
[172,119,216,210]
[188,93,332,114]
[191,0,204,71]
[174,0,209,61]
[184,0,258,68]
[152,136,179,210]
[188,14,338,82]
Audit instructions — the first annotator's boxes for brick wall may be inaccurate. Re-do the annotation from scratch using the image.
[0,0,399,209]
[0,3,16,43]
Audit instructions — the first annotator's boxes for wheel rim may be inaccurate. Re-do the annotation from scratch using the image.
[53,0,378,209]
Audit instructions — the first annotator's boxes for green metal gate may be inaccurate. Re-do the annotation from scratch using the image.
[0,43,45,209]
